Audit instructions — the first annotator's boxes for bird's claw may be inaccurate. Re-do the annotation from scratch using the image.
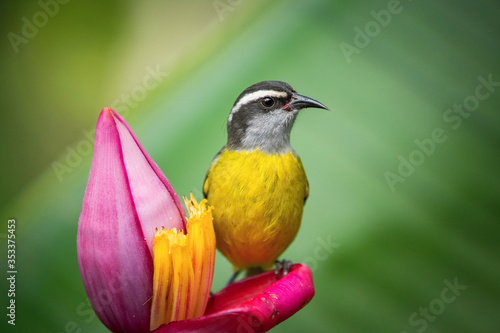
[275,259,293,279]
[226,270,242,286]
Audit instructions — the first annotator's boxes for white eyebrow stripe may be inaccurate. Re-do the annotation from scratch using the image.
[230,90,288,116]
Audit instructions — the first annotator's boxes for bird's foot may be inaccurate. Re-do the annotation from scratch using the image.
[274,259,293,279]
[226,269,242,286]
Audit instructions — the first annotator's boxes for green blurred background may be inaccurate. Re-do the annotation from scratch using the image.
[1,0,499,332]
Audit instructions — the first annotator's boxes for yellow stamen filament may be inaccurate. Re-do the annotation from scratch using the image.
[150,228,171,328]
[150,194,216,331]
[185,194,216,318]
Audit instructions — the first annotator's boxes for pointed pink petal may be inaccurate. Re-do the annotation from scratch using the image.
[77,108,185,332]
[113,110,186,255]
[78,108,151,332]
[153,264,314,333]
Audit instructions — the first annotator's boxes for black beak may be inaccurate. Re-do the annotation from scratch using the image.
[288,93,329,111]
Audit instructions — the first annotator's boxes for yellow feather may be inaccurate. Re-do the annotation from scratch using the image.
[204,149,308,270]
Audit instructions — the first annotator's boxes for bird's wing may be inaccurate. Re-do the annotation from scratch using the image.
[304,178,309,204]
[298,156,309,204]
[203,147,225,198]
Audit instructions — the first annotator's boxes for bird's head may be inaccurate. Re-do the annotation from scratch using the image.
[226,80,328,154]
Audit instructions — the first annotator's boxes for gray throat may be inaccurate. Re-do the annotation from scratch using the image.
[227,110,298,154]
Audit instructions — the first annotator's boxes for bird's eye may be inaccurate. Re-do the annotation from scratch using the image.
[261,97,275,107]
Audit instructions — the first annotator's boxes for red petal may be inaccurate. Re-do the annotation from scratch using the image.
[153,264,314,332]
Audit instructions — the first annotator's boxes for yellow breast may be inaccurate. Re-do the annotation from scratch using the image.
[204,149,308,269]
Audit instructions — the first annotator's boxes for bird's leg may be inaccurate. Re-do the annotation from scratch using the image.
[275,259,293,279]
[226,269,242,286]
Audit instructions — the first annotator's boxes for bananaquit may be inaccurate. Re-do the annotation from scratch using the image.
[203,80,328,282]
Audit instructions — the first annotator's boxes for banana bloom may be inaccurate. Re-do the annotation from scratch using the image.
[77,108,314,333]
